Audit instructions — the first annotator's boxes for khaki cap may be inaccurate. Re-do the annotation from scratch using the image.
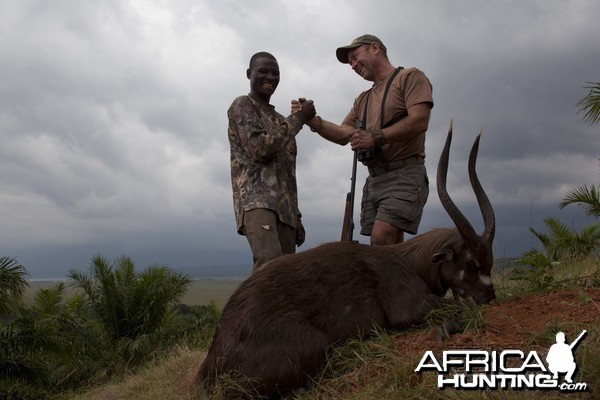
[336,34,387,64]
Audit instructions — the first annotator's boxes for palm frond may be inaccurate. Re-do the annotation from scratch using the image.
[0,257,29,315]
[67,255,191,351]
[560,184,600,217]
[576,81,600,125]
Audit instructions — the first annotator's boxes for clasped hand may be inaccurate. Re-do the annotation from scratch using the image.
[290,97,316,122]
[350,129,374,151]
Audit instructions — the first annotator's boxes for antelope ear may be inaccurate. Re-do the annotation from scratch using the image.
[432,250,453,264]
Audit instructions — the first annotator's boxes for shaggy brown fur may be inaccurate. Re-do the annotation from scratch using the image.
[196,236,494,398]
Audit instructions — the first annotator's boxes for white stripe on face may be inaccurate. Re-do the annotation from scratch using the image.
[479,273,492,286]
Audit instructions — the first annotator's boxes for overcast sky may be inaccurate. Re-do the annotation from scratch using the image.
[2,0,599,279]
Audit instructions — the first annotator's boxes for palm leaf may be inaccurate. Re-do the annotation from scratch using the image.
[68,255,191,350]
[560,184,600,217]
[0,257,29,315]
[576,81,600,125]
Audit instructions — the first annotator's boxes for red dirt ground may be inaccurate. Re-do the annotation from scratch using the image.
[393,288,600,352]
[391,288,600,399]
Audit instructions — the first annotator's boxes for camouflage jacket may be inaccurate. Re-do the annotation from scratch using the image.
[228,94,305,234]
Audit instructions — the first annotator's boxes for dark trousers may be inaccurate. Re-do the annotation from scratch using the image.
[242,208,296,270]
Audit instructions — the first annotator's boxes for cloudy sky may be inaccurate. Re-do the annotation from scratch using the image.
[2,0,599,279]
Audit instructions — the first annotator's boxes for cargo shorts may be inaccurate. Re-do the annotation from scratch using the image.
[360,164,429,236]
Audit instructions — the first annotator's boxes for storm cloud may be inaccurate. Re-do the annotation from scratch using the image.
[1,0,598,278]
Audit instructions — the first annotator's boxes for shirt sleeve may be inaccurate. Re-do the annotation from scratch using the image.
[401,68,434,109]
[229,96,304,162]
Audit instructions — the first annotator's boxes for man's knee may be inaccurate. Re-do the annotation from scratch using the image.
[370,220,404,245]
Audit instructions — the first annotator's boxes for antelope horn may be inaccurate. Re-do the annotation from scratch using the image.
[437,120,479,246]
[468,129,496,246]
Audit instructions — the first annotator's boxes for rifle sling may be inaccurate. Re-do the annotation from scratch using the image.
[359,66,404,129]
[379,66,404,127]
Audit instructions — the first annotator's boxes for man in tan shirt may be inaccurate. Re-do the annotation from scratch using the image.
[295,34,433,245]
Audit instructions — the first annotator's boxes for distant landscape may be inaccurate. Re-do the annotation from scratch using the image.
[173,264,252,280]
[25,264,252,309]
[28,264,253,282]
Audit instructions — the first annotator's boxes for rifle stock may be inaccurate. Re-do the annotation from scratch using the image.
[341,192,353,241]
[341,150,358,242]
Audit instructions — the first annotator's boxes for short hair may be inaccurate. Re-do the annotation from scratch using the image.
[249,52,277,69]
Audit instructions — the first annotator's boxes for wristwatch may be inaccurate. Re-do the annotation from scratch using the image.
[370,129,385,146]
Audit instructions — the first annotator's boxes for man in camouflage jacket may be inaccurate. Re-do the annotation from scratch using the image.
[228,52,316,270]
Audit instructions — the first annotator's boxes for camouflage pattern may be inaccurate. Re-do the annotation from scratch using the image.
[228,94,305,234]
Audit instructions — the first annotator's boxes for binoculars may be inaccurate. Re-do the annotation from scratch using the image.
[357,146,382,162]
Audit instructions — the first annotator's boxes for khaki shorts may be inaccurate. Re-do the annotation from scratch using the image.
[360,164,429,236]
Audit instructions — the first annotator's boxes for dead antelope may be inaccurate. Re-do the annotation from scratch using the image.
[196,122,496,399]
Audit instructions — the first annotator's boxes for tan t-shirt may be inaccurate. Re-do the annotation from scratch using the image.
[342,67,433,161]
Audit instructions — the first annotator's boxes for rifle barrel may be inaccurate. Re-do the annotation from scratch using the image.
[569,329,587,349]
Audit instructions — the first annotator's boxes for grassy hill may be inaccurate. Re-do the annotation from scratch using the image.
[50,258,599,399]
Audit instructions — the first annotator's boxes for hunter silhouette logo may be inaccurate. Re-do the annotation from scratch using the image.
[415,329,589,392]
[546,330,587,384]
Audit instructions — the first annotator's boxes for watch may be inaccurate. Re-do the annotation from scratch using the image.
[371,130,385,146]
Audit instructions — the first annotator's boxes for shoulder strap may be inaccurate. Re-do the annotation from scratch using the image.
[360,95,370,129]
[380,66,403,127]
[356,66,404,130]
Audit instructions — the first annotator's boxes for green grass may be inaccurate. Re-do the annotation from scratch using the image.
[38,256,600,399]
[54,346,202,400]
[492,256,600,301]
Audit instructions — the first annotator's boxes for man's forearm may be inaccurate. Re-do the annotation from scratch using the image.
[307,116,352,145]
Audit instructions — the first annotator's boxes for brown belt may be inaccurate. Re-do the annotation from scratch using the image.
[368,156,424,177]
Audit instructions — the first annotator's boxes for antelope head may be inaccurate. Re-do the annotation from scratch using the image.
[434,120,496,305]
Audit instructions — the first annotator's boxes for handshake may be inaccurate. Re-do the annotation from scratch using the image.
[291,97,316,123]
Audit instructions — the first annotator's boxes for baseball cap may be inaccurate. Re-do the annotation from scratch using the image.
[336,34,387,64]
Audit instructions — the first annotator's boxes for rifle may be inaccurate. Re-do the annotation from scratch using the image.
[569,330,587,350]
[341,121,360,242]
